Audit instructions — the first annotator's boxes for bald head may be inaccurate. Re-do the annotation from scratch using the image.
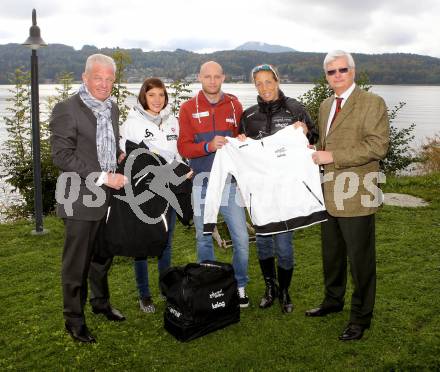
[199,60,224,75]
[198,60,225,100]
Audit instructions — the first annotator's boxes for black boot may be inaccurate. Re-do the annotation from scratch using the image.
[259,258,278,309]
[278,266,293,313]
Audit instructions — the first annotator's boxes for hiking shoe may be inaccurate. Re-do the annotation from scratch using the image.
[238,287,249,308]
[139,296,156,313]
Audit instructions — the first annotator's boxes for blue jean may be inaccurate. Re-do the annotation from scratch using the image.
[133,209,176,299]
[193,182,249,288]
[256,231,294,270]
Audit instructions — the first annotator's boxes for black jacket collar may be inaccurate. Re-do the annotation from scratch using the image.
[257,89,287,114]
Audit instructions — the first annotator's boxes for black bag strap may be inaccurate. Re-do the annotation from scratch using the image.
[198,260,234,272]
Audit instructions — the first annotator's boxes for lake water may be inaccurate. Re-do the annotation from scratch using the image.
[1,83,439,145]
[0,83,439,213]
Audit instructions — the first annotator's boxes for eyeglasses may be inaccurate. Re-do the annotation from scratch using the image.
[326,67,350,76]
[251,64,279,81]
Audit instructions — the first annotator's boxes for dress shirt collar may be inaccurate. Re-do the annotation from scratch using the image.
[336,83,356,106]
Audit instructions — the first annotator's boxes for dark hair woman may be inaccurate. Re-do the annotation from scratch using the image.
[120,78,185,313]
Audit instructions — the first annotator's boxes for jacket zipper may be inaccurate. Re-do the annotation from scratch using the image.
[265,111,272,135]
[302,181,324,206]
[212,107,216,136]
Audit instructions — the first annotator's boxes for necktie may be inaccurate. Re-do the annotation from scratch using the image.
[330,97,343,126]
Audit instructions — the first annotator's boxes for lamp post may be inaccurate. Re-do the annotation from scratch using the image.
[23,9,47,235]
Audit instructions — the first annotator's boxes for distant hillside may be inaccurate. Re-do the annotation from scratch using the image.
[1,43,440,84]
[235,41,296,53]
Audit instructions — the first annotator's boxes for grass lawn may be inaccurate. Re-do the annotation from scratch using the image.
[0,173,439,371]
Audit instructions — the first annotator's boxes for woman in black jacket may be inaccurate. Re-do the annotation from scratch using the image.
[239,64,318,313]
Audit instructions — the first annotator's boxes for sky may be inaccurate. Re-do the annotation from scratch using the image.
[1,0,440,58]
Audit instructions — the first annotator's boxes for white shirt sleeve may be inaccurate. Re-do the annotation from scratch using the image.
[203,141,237,233]
[96,171,107,186]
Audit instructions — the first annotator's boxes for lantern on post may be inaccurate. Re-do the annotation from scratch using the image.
[23,9,48,235]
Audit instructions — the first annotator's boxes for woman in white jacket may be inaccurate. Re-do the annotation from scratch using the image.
[120,78,182,313]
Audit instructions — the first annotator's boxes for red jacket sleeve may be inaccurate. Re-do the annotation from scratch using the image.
[177,102,208,159]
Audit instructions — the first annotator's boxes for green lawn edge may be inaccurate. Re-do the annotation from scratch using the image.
[0,173,439,371]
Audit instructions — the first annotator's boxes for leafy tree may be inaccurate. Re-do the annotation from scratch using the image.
[1,69,32,157]
[297,72,416,174]
[49,72,75,104]
[297,76,333,124]
[111,49,134,124]
[0,70,74,219]
[0,69,32,218]
[382,103,417,174]
[168,79,192,116]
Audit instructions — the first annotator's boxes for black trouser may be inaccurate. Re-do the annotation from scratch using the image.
[321,214,376,326]
[62,218,112,327]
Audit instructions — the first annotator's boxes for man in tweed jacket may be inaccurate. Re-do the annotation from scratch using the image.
[307,50,389,341]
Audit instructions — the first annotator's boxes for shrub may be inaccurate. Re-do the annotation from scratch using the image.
[418,134,440,173]
[0,69,72,219]
[169,79,192,116]
[381,102,417,174]
[111,50,134,124]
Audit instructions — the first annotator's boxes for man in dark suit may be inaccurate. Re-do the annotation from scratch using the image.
[50,54,127,343]
[307,50,389,341]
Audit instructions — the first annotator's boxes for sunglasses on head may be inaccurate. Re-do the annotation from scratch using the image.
[326,67,350,76]
[252,64,279,81]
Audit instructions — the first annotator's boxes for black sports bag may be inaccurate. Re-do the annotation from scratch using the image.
[159,260,240,341]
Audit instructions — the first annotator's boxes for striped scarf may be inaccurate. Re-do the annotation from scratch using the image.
[79,84,117,172]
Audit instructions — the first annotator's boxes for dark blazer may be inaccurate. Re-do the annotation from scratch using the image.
[50,93,120,221]
[317,86,389,217]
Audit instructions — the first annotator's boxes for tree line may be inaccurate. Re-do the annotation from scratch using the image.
[1,43,440,84]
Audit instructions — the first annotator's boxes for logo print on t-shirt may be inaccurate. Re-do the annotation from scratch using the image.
[145,129,154,138]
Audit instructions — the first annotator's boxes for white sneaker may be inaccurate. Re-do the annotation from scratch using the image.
[139,297,156,313]
[238,287,249,308]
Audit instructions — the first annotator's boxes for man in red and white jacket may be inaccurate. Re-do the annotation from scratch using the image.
[177,61,250,307]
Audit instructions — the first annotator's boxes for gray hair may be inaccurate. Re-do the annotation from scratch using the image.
[323,50,355,70]
[84,54,116,74]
